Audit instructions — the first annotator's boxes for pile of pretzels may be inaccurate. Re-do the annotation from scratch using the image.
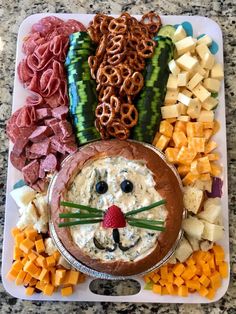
[88,12,162,140]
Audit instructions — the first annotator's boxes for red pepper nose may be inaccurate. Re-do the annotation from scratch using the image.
[102,205,126,229]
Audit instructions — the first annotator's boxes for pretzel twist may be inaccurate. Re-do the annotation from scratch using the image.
[120,103,138,128]
[95,102,115,126]
[107,119,130,140]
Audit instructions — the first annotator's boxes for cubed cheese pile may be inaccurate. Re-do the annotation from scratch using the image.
[154,26,223,191]
[7,226,85,297]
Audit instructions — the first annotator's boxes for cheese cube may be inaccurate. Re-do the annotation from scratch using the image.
[197,35,212,47]
[207,153,220,161]
[177,93,192,106]
[196,44,211,59]
[182,172,199,185]
[177,146,197,165]
[61,286,73,297]
[190,160,199,175]
[35,238,45,254]
[152,132,161,146]
[187,98,201,119]
[202,121,215,129]
[177,115,190,122]
[210,162,222,176]
[155,135,170,151]
[197,156,211,173]
[203,78,221,93]
[198,110,214,122]
[177,72,190,86]
[165,147,180,163]
[43,284,55,296]
[159,120,174,138]
[176,54,198,71]
[201,52,215,70]
[211,63,224,80]
[173,131,188,147]
[178,165,190,176]
[186,122,204,137]
[173,25,187,42]
[205,140,218,154]
[191,64,207,78]
[175,121,187,133]
[164,90,179,104]
[180,88,192,97]
[203,129,213,141]
[192,84,211,102]
[168,60,181,76]
[201,97,218,111]
[177,103,187,114]
[161,105,180,119]
[19,238,35,254]
[175,36,196,55]
[167,74,178,90]
[187,73,204,90]
[201,221,224,242]
[188,137,206,153]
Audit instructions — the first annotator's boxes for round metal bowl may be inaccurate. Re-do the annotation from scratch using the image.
[47,140,186,280]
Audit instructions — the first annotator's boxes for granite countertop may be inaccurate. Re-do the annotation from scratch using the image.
[0,0,235,313]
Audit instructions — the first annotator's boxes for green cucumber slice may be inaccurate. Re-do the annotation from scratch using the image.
[157,25,176,40]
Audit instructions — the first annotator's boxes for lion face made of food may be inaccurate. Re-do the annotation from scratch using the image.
[50,140,183,276]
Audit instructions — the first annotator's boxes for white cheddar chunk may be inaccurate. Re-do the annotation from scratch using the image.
[177,115,190,122]
[164,90,179,104]
[161,104,180,119]
[191,64,207,78]
[175,36,196,55]
[187,98,201,118]
[10,186,37,209]
[201,221,224,242]
[197,110,214,122]
[203,78,221,93]
[201,96,218,111]
[196,43,211,59]
[168,59,181,76]
[176,53,198,71]
[173,25,187,42]
[181,88,192,97]
[211,63,224,80]
[192,84,211,102]
[200,52,215,70]
[177,72,190,86]
[197,34,212,47]
[187,73,204,90]
[177,92,192,106]
[167,74,178,91]
[177,102,187,114]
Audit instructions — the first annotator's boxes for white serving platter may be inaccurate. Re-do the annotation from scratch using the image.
[2,13,230,303]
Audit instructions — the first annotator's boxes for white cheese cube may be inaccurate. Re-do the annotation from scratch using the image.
[177,92,192,106]
[173,25,187,42]
[187,73,204,90]
[201,221,224,242]
[187,98,201,118]
[175,36,196,55]
[204,69,210,78]
[203,78,221,93]
[164,90,179,104]
[176,53,198,71]
[177,102,187,114]
[180,88,192,97]
[161,104,180,119]
[168,59,181,76]
[200,52,215,70]
[192,84,211,102]
[196,43,211,59]
[201,96,218,111]
[182,217,205,240]
[177,115,190,122]
[198,199,222,224]
[177,72,190,86]
[211,63,224,80]
[10,186,37,209]
[167,74,178,91]
[197,35,212,47]
[197,110,214,122]
[191,64,207,78]
[175,237,193,263]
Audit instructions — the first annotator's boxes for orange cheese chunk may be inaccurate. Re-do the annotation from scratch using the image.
[155,134,171,151]
[177,165,190,177]
[198,285,209,297]
[25,287,35,296]
[36,255,46,268]
[15,233,25,247]
[61,286,73,297]
[174,121,187,133]
[173,131,188,148]
[206,288,216,300]
[6,268,18,281]
[15,270,27,285]
[152,273,160,284]
[199,274,210,288]
[23,273,32,286]
[186,122,204,137]
[23,261,40,276]
[205,140,217,154]
[159,120,174,138]
[210,162,222,176]
[55,269,66,286]
[174,276,184,287]
[188,137,206,153]
[39,268,48,281]
[182,172,199,186]
[24,227,38,241]
[218,262,228,278]
[13,247,24,260]
[43,284,55,296]
[152,284,162,294]
[20,238,35,254]
[178,285,188,297]
[46,255,56,267]
[64,270,80,285]
[36,281,47,292]
[197,156,211,174]
[35,239,45,254]
[12,260,23,272]
[177,147,197,165]
[185,279,201,291]
[173,263,185,277]
[160,265,168,279]
[11,227,21,238]
[165,147,180,163]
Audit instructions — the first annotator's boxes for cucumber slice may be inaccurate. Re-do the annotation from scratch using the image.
[157,25,176,40]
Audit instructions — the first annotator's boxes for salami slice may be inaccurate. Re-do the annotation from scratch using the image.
[10,151,26,171]
[59,120,73,138]
[41,153,58,172]
[22,159,40,185]
[16,106,36,128]
[36,108,52,120]
[30,138,51,156]
[52,105,68,120]
[29,126,53,143]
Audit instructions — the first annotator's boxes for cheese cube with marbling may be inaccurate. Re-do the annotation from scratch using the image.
[175,36,197,55]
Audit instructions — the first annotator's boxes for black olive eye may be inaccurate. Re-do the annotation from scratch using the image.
[120,180,133,193]
[96,181,108,194]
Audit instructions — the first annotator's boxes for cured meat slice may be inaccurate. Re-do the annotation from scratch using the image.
[41,153,58,172]
[6,109,21,143]
[12,127,36,156]
[63,142,77,154]
[31,178,47,192]
[22,33,46,55]
[26,93,44,107]
[49,121,62,137]
[59,120,73,138]
[18,59,34,84]
[29,126,53,143]
[30,138,51,156]
[27,43,53,71]
[50,136,65,154]
[10,151,26,171]
[49,35,69,61]
[52,105,68,120]
[36,108,52,120]
[31,16,64,37]
[22,160,40,185]
[16,106,36,128]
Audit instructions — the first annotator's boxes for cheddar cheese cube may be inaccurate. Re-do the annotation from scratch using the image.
[36,255,46,268]
[186,122,204,137]
[210,162,222,176]
[11,227,21,238]
[23,261,40,276]
[205,140,217,154]
[165,147,180,163]
[23,273,32,286]
[178,285,188,297]
[15,233,25,247]
[175,121,186,133]
[6,268,18,281]
[177,165,190,177]
[20,238,35,254]
[55,269,66,286]
[159,120,174,138]
[64,270,80,285]
[173,131,188,148]
[177,146,197,165]
[197,156,211,174]
[12,260,23,272]
[155,135,171,151]
[25,287,35,296]
[24,227,38,241]
[188,137,205,153]
[182,172,199,185]
[15,270,27,285]
[46,255,56,267]
[152,284,162,294]
[13,246,24,260]
[203,129,213,141]
[35,238,45,254]
[61,286,73,297]
[173,263,185,277]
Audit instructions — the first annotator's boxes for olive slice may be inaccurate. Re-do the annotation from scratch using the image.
[112,228,120,244]
[93,237,106,250]
[119,237,141,252]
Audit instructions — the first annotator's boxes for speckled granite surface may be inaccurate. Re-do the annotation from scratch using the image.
[0,0,235,313]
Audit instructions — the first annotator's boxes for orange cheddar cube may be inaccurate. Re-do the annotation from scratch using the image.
[24,227,38,241]
[174,121,186,133]
[28,252,37,262]
[29,277,38,287]
[39,268,48,281]
[43,284,55,296]
[177,165,190,177]
[11,227,21,238]
[173,263,185,277]
[188,137,206,153]
[182,172,199,186]
[15,233,25,247]
[13,246,24,260]
[207,152,220,161]
[177,146,197,165]
[167,272,174,283]
[159,279,168,287]
[166,283,174,294]
[160,265,168,279]
[23,273,32,286]
[186,122,204,138]
[162,286,169,295]
[165,118,177,124]
[202,263,211,277]
[20,238,35,254]
[6,268,18,281]
[152,132,161,146]
[35,239,45,254]
[210,271,222,289]
[53,251,61,263]
[186,279,201,291]
[181,266,197,281]
[36,281,46,291]
[198,285,209,297]
[199,274,210,287]
[173,276,184,287]
[173,131,188,148]
[23,261,40,276]
[203,129,213,141]
[64,270,80,285]
[46,255,56,267]
[206,288,216,300]
[36,255,46,268]
[15,270,27,285]
[25,287,35,296]
[210,162,222,176]
[159,120,174,138]
[61,286,73,297]
[218,262,228,278]
[21,257,28,266]
[205,140,217,154]
[152,284,162,294]
[212,245,225,261]
[178,285,188,297]
[55,269,66,286]
[165,147,180,163]
[152,273,160,283]
[155,134,171,151]
[213,120,220,135]
[202,121,215,129]
[12,260,23,272]
[190,160,199,175]
[200,173,211,181]
[197,156,211,174]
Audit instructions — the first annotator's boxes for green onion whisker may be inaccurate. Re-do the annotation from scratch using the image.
[125,200,166,217]
[58,219,102,228]
[60,201,103,213]
[126,217,165,225]
[59,212,103,219]
[128,221,165,232]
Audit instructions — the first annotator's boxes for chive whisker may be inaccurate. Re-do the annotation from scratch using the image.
[59,212,103,219]
[60,201,103,213]
[58,219,102,228]
[127,217,165,225]
[125,200,166,217]
[128,221,165,232]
